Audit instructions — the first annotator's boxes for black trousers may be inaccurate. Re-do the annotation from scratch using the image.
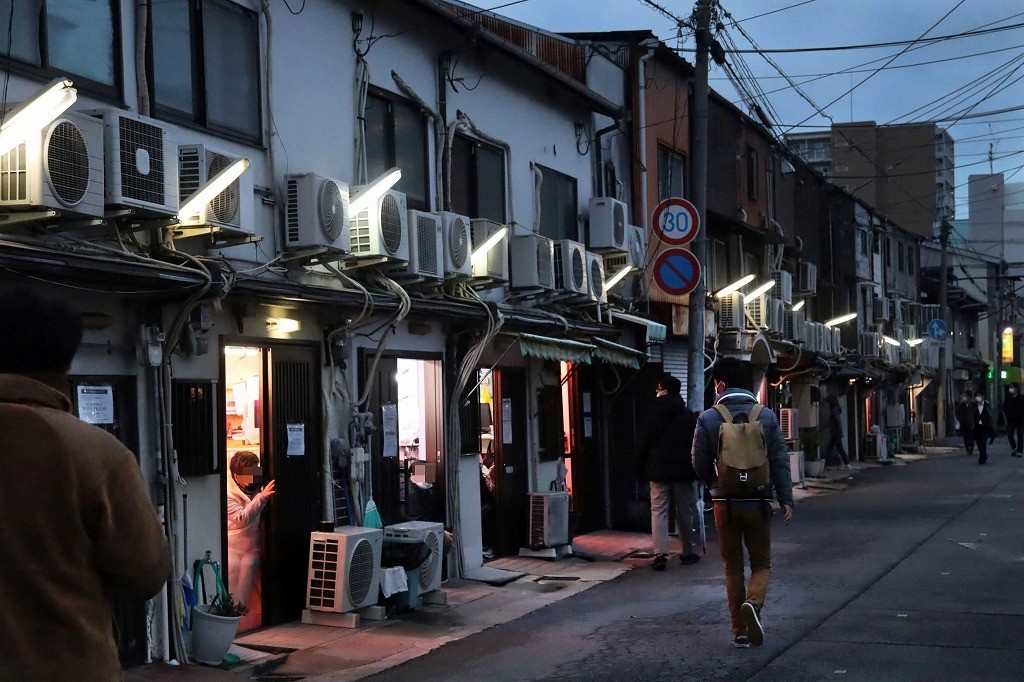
[968,431,989,463]
[1007,422,1024,452]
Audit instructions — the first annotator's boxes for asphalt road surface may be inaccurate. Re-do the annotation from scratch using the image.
[369,445,1024,681]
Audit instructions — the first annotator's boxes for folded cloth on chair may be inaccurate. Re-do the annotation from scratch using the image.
[380,566,409,597]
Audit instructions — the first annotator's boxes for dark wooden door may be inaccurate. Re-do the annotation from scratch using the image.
[493,369,529,556]
[363,356,401,526]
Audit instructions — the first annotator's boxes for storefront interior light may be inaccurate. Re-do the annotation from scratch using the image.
[906,338,924,347]
[791,300,805,311]
[470,225,508,267]
[882,335,900,346]
[0,78,77,156]
[824,312,857,327]
[178,157,250,220]
[742,280,774,304]
[349,167,402,215]
[266,317,300,333]
[715,274,755,298]
[604,265,637,291]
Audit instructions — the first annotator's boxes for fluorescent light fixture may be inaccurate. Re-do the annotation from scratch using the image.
[349,167,401,215]
[742,280,774,303]
[824,312,857,327]
[882,335,900,346]
[906,338,924,347]
[1004,327,1014,335]
[605,266,637,291]
[715,274,755,298]
[178,157,250,220]
[266,317,300,333]
[471,225,508,267]
[791,300,805,311]
[0,78,77,156]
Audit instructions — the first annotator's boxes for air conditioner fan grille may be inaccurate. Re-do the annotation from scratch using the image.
[46,120,90,206]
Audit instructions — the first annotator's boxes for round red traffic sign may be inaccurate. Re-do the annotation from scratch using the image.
[652,197,699,246]
[652,248,702,297]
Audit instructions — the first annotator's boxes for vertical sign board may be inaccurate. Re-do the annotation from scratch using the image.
[648,197,700,304]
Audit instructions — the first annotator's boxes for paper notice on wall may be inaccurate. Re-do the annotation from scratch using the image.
[582,392,592,414]
[286,423,305,456]
[77,386,114,424]
[583,416,593,438]
[502,398,513,443]
[382,403,399,458]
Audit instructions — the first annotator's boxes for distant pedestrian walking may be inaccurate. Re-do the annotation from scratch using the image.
[1001,384,1024,458]
[968,392,995,465]
[636,373,701,571]
[954,391,975,457]
[692,358,793,649]
[824,395,850,469]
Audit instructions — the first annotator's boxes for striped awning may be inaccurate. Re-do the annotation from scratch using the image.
[591,337,645,369]
[518,333,595,364]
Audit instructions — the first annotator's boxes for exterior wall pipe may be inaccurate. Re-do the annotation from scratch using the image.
[637,39,658,231]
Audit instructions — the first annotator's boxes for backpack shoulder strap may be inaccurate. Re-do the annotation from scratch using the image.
[713,404,733,423]
[748,405,764,422]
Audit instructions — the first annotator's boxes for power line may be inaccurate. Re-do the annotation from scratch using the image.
[733,0,819,24]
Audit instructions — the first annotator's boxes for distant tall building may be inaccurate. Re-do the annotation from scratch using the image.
[785,122,955,238]
[969,173,1024,274]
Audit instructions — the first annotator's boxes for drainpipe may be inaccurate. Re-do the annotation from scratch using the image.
[637,39,659,228]
[438,51,452,211]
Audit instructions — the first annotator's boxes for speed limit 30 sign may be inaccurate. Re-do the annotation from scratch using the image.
[652,197,699,246]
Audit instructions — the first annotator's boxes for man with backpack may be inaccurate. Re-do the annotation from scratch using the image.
[692,358,793,649]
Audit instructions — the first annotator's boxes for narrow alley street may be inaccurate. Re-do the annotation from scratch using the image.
[359,447,1024,682]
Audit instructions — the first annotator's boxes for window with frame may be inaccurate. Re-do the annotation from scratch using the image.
[0,0,121,99]
[746,147,759,200]
[363,90,429,211]
[451,133,506,223]
[860,230,870,256]
[658,145,686,201]
[711,239,728,292]
[898,243,905,273]
[536,165,578,242]
[150,0,261,142]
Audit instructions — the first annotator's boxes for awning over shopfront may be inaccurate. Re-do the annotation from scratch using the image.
[611,311,667,344]
[591,337,645,369]
[953,350,989,370]
[518,333,595,364]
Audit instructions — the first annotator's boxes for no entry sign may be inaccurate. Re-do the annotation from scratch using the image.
[653,248,701,297]
[652,197,699,246]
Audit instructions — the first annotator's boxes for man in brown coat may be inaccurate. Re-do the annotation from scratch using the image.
[0,287,172,680]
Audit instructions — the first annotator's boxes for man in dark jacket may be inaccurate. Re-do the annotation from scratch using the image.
[692,358,793,649]
[636,373,700,571]
[969,391,996,465]
[1001,384,1024,457]
[954,391,975,457]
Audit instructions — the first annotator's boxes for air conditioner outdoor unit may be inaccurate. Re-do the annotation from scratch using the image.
[284,172,350,254]
[528,491,569,548]
[892,298,904,323]
[553,239,588,296]
[864,432,888,461]
[586,251,607,303]
[832,327,842,354]
[820,325,833,355]
[383,521,444,595]
[779,408,799,441]
[798,261,817,295]
[470,218,509,283]
[785,310,806,342]
[862,332,882,357]
[349,188,409,263]
[746,294,768,330]
[95,109,177,215]
[587,196,628,252]
[904,324,917,340]
[440,211,472,278]
[719,292,743,331]
[768,298,786,334]
[306,527,382,614]
[178,144,252,231]
[0,110,105,218]
[921,421,936,444]
[509,233,555,291]
[803,321,815,351]
[873,296,890,323]
[770,270,793,305]
[400,210,444,280]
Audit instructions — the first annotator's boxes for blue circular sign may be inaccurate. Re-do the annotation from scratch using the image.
[653,248,701,296]
[927,318,948,341]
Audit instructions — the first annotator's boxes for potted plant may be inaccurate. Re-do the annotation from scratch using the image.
[191,592,248,665]
[800,426,825,478]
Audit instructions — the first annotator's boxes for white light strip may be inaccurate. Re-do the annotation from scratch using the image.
[266,317,300,333]
[882,335,900,346]
[349,167,402,215]
[791,300,805,311]
[906,338,924,347]
[743,280,774,303]
[715,274,755,298]
[824,312,858,327]
[605,266,636,290]
[178,158,250,220]
[0,78,77,156]
[471,226,508,266]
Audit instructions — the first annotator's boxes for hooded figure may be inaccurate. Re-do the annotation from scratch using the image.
[227,450,275,630]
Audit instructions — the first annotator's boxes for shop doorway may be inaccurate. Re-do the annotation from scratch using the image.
[223,342,321,632]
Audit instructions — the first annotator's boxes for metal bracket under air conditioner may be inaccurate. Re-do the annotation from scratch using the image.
[0,210,60,229]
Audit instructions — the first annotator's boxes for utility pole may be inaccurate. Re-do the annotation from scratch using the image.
[687,0,711,411]
[936,219,950,439]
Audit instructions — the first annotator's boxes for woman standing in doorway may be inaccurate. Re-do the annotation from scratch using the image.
[227,451,275,631]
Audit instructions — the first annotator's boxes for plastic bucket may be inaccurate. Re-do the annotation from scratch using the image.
[190,604,241,665]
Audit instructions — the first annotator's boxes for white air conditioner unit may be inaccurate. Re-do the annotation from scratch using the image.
[401,210,444,280]
[770,270,793,305]
[509,233,555,291]
[821,326,834,355]
[602,224,647,272]
[470,218,508,282]
[803,321,815,351]
[283,172,350,254]
[798,261,817,295]
[586,251,607,303]
[439,211,472,278]
[904,324,917,340]
[892,298,904,323]
[832,327,842,354]
[864,432,888,461]
[528,491,569,548]
[553,239,588,296]
[873,296,890,323]
[306,527,382,614]
[719,292,743,331]
[779,408,799,441]
[768,298,785,334]
[95,109,177,215]
[587,196,628,252]
[0,110,104,218]
[746,294,768,330]
[921,421,936,444]
[785,310,806,342]
[862,332,882,357]
[178,144,252,231]
[383,521,444,595]
[349,188,409,263]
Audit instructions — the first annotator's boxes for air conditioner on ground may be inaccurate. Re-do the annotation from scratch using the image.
[586,251,607,303]
[553,239,588,296]
[283,172,350,254]
[439,211,472,278]
[587,196,628,252]
[746,294,768,330]
[383,521,444,595]
[528,491,569,548]
[862,332,882,357]
[0,110,104,218]
[178,144,252,231]
[779,408,799,441]
[306,527,382,614]
[719,292,743,331]
[864,432,888,461]
[470,218,509,283]
[402,210,444,280]
[768,298,785,335]
[95,109,177,215]
[770,271,793,305]
[785,310,806,342]
[349,188,409,263]
[873,296,890,323]
[509,233,555,291]
[798,261,817,295]
[921,421,936,444]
